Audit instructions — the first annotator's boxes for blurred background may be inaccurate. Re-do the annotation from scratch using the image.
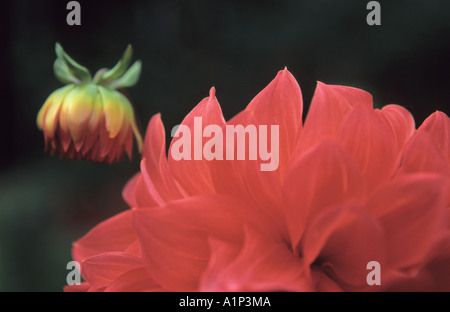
[0,0,449,291]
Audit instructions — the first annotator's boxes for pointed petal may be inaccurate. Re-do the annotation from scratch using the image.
[399,131,448,175]
[242,68,303,179]
[99,117,114,159]
[57,127,73,154]
[138,158,165,206]
[208,109,287,241]
[137,114,183,207]
[338,105,399,190]
[132,195,244,291]
[168,88,226,196]
[122,173,140,208]
[72,210,135,262]
[81,252,143,288]
[43,86,74,137]
[418,111,450,166]
[134,171,160,208]
[378,104,415,150]
[37,90,58,130]
[82,90,104,154]
[124,125,134,159]
[283,140,365,248]
[66,85,97,148]
[298,82,372,153]
[98,86,125,138]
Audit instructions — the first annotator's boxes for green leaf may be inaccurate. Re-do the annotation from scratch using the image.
[55,43,91,83]
[100,45,133,82]
[53,59,80,84]
[109,60,142,89]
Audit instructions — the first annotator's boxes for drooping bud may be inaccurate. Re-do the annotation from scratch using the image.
[37,43,143,163]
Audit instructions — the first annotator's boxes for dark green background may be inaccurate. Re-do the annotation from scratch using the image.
[0,0,449,291]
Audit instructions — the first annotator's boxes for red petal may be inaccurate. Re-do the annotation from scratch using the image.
[134,170,160,208]
[57,127,73,154]
[399,131,448,176]
[283,140,365,248]
[365,174,448,272]
[377,104,415,150]
[137,114,183,207]
[124,126,133,160]
[138,159,165,206]
[241,68,303,179]
[122,173,140,208]
[297,82,372,153]
[72,210,135,262]
[99,118,114,159]
[200,227,310,292]
[132,195,244,291]
[301,205,386,289]
[168,88,226,196]
[104,268,165,292]
[81,252,142,288]
[418,111,450,166]
[64,282,91,292]
[338,105,399,190]
[198,238,241,291]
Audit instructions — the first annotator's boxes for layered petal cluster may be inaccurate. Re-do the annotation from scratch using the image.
[66,69,450,291]
[37,44,143,163]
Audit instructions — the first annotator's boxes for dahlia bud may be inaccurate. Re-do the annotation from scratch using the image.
[37,43,143,163]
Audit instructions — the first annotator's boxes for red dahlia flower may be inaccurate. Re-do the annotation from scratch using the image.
[66,69,450,292]
[37,44,143,163]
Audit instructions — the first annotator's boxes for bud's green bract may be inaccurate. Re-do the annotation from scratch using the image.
[37,43,143,163]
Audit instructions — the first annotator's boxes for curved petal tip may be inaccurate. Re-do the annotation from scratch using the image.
[209,87,216,98]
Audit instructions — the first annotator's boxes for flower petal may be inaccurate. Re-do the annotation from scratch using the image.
[122,173,140,208]
[399,131,448,176]
[81,252,143,288]
[297,82,372,153]
[99,86,125,138]
[418,111,450,166]
[41,85,74,137]
[283,140,365,248]
[241,68,303,179]
[168,88,226,196]
[82,92,104,155]
[66,84,97,148]
[72,210,135,262]
[132,194,244,291]
[136,114,183,207]
[338,105,399,190]
[365,173,448,272]
[377,104,415,151]
[210,110,287,241]
[104,268,165,292]
[200,227,311,292]
[301,205,386,289]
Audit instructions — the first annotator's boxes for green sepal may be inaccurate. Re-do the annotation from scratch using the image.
[109,60,142,89]
[55,43,91,83]
[100,45,133,83]
[53,58,81,84]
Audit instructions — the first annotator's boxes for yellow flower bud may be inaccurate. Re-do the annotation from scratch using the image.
[37,44,143,163]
